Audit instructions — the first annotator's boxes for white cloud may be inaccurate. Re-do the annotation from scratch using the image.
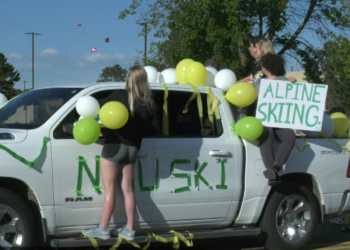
[7,53,23,59]
[39,48,60,57]
[84,53,125,63]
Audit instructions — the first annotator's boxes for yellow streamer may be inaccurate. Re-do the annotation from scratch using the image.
[204,87,221,136]
[152,230,193,249]
[109,234,151,250]
[206,88,215,135]
[162,84,169,136]
[109,236,123,250]
[294,133,350,153]
[83,236,99,250]
[183,86,203,131]
[294,136,310,153]
[318,133,350,152]
[83,230,192,250]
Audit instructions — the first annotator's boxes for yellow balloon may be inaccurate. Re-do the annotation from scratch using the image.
[185,61,207,86]
[331,112,349,137]
[99,101,129,129]
[176,59,194,85]
[225,82,258,107]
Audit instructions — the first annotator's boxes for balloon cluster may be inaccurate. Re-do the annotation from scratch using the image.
[302,112,349,138]
[225,81,261,141]
[142,58,238,91]
[74,96,129,145]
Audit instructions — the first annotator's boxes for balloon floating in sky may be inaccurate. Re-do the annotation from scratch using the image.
[105,38,110,43]
[91,48,97,53]
[77,24,82,27]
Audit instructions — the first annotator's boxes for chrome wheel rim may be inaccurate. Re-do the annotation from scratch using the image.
[0,205,24,249]
[276,194,311,243]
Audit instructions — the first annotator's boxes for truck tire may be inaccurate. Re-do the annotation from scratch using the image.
[0,188,37,248]
[259,182,320,250]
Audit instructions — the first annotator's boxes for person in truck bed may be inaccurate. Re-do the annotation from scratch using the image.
[257,53,296,185]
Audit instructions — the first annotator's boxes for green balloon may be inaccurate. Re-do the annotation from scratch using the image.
[236,116,263,140]
[73,118,101,145]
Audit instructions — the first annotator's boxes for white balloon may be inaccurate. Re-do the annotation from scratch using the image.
[214,69,237,92]
[320,113,334,137]
[144,66,158,83]
[205,67,218,87]
[76,96,100,119]
[156,72,161,83]
[0,93,8,105]
[159,68,177,84]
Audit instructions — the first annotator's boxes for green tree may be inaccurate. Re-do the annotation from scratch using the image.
[119,0,349,78]
[97,64,128,82]
[315,36,350,113]
[0,53,21,100]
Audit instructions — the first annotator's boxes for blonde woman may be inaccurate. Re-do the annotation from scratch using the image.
[83,66,159,241]
[251,38,275,81]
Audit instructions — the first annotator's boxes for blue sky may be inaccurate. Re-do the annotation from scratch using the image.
[1,1,150,90]
[1,1,315,91]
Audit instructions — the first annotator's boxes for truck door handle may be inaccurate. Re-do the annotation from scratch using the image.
[137,151,148,158]
[209,150,230,157]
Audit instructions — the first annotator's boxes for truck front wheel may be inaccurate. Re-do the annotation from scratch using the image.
[0,188,37,249]
[259,182,320,250]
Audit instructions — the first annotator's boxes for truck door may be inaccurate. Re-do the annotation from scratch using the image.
[150,88,243,226]
[50,88,155,231]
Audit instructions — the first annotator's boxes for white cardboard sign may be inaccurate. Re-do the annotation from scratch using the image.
[256,79,328,132]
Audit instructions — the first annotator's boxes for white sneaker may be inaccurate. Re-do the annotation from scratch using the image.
[118,226,135,241]
[82,225,111,240]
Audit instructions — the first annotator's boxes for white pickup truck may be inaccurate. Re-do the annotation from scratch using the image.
[0,82,349,250]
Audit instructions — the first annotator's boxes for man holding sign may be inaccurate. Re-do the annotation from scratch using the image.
[255,53,296,185]
[256,53,328,185]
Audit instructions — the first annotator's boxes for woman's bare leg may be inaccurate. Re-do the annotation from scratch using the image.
[121,163,136,231]
[100,157,119,229]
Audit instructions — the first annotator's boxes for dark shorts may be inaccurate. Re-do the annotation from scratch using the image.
[101,144,138,165]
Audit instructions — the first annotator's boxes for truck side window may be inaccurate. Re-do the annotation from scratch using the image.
[53,90,115,139]
[151,90,223,138]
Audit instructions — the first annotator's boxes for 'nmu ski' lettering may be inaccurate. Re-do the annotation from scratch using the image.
[76,156,228,194]
[76,156,102,196]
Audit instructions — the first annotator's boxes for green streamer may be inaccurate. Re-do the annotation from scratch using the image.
[170,159,190,175]
[216,159,228,190]
[0,136,50,169]
[137,158,154,193]
[76,156,102,195]
[171,185,191,194]
[170,159,191,194]
[230,121,236,135]
[194,161,212,190]
[155,158,160,191]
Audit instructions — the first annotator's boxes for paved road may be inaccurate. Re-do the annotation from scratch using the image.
[49,220,350,250]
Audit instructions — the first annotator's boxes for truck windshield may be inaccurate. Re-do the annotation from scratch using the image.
[0,88,82,129]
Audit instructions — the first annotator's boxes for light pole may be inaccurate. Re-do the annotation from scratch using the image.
[23,80,28,91]
[25,32,41,90]
[140,23,147,65]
